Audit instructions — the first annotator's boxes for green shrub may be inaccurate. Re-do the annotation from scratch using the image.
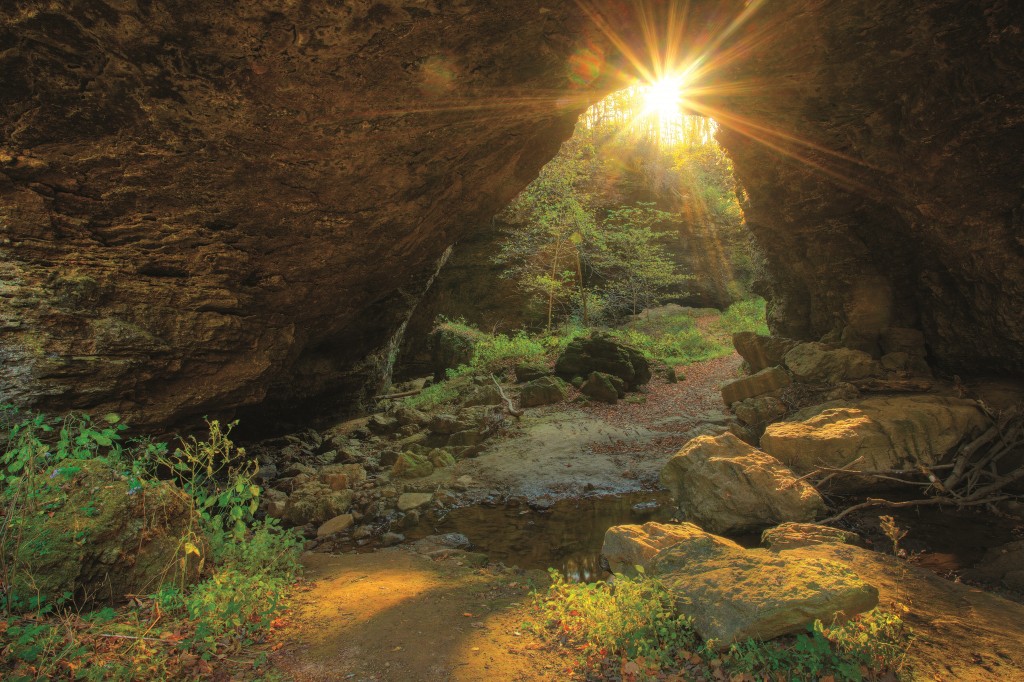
[717,297,769,336]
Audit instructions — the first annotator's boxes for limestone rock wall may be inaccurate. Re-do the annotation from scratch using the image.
[2,0,1023,427]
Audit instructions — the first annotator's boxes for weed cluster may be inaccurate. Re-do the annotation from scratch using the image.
[0,407,301,680]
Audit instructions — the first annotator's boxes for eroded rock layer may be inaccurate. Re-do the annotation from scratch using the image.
[2,1,1023,426]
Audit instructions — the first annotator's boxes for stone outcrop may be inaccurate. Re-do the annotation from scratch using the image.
[761,395,989,489]
[603,522,879,646]
[579,371,626,404]
[555,334,651,389]
[2,1,1023,428]
[660,433,825,533]
[601,522,733,576]
[720,366,790,406]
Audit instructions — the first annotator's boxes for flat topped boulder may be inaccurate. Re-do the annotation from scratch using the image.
[721,366,790,406]
[660,433,825,534]
[601,522,741,576]
[604,522,878,646]
[518,375,569,407]
[760,395,989,489]
[554,333,651,388]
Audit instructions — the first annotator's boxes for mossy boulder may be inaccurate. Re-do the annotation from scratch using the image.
[391,451,435,479]
[429,448,457,468]
[8,459,205,607]
[283,481,354,525]
[519,376,569,407]
[580,371,625,404]
[555,333,651,389]
[514,362,550,383]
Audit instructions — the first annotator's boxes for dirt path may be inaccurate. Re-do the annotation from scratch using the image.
[272,550,562,682]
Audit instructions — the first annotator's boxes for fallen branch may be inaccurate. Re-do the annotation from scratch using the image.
[850,378,935,393]
[377,388,422,400]
[820,495,1012,525]
[491,375,524,419]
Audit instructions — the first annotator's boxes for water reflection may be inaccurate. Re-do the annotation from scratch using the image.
[407,491,675,582]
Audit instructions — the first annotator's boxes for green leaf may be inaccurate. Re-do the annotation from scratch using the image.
[103,413,121,424]
[230,506,244,520]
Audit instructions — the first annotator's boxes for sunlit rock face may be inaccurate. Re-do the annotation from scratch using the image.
[2,0,1022,427]
[0,1,616,426]
[711,1,1024,371]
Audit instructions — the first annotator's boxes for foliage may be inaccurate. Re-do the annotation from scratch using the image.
[0,409,301,681]
[527,568,698,674]
[528,570,913,681]
[715,297,770,336]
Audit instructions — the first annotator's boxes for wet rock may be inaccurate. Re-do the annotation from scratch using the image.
[316,513,355,538]
[761,523,864,551]
[660,433,825,533]
[962,540,1024,591]
[761,395,989,490]
[397,492,433,512]
[720,366,791,406]
[381,532,405,547]
[9,459,206,606]
[732,396,787,428]
[352,525,374,541]
[783,342,882,384]
[414,533,471,554]
[514,362,550,383]
[555,333,651,389]
[284,482,354,526]
[732,332,800,373]
[580,371,624,404]
[392,451,434,479]
[519,376,569,407]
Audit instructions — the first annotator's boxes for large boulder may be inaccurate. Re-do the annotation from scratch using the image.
[760,395,989,489]
[554,334,651,389]
[514,362,551,383]
[660,433,825,534]
[721,366,791,406]
[603,522,879,646]
[519,376,569,407]
[9,459,205,606]
[783,342,883,383]
[732,332,799,373]
[429,325,480,381]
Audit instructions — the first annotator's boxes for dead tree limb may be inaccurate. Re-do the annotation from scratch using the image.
[491,375,524,419]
